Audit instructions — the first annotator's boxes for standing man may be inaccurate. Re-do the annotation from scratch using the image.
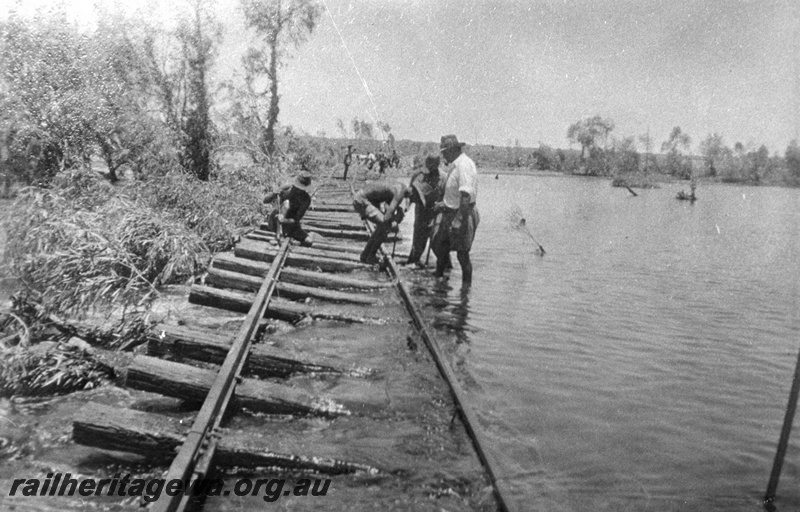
[342,144,354,180]
[263,171,314,246]
[432,134,479,287]
[405,155,446,267]
[352,181,410,264]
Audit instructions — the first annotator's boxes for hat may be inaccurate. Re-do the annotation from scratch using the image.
[439,134,466,152]
[294,171,312,191]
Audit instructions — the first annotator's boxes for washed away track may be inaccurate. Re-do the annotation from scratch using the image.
[72,180,517,512]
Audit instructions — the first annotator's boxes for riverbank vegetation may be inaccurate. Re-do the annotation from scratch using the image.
[0,2,329,395]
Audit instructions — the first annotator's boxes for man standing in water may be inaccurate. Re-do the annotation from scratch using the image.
[405,155,446,267]
[432,134,479,287]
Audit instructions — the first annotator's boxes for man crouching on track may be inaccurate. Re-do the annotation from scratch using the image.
[263,171,314,246]
[431,134,479,288]
[352,181,411,264]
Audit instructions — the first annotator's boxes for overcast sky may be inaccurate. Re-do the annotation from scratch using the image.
[5,0,800,153]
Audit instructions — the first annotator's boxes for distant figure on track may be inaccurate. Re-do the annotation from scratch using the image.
[352,181,411,264]
[263,171,314,246]
[377,152,389,176]
[431,134,480,288]
[405,155,446,268]
[342,144,354,180]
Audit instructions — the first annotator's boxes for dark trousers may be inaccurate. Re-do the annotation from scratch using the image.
[408,206,435,263]
[360,221,390,263]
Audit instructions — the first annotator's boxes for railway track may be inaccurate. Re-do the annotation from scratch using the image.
[71,179,516,511]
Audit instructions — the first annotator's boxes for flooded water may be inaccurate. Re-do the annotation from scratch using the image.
[410,173,800,511]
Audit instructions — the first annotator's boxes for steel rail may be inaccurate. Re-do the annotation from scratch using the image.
[151,239,291,512]
[347,179,518,512]
[383,254,519,512]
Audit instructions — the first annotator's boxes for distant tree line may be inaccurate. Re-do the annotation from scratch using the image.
[522,115,800,187]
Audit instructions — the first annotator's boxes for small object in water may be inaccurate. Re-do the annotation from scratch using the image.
[495,174,499,179]
[519,218,526,227]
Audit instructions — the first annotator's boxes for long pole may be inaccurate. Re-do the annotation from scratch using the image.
[765,347,800,503]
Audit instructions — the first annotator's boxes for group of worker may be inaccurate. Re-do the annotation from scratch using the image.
[342,145,401,180]
[265,134,479,288]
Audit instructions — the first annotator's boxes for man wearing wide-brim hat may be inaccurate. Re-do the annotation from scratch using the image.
[431,134,480,287]
[263,171,314,246]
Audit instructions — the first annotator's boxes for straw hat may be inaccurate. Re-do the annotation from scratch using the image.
[293,171,312,191]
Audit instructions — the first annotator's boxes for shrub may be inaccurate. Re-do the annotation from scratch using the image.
[3,173,210,320]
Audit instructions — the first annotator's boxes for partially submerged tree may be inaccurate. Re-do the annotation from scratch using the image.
[638,128,657,173]
[785,140,800,183]
[609,136,640,176]
[567,115,615,160]
[240,0,321,157]
[566,115,615,175]
[698,133,732,178]
[661,126,692,179]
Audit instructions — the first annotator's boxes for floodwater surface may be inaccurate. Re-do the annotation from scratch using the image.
[409,173,800,511]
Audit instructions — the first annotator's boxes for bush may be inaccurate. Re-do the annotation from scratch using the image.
[3,172,210,320]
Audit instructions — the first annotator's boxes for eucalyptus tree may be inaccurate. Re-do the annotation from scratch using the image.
[566,115,615,175]
[661,126,693,179]
[136,0,221,180]
[698,133,732,178]
[240,0,321,157]
[0,7,107,183]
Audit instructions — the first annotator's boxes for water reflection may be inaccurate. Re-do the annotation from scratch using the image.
[429,279,473,346]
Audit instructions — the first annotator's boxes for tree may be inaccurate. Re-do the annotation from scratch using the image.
[746,144,770,183]
[638,128,657,173]
[566,115,615,161]
[177,0,218,180]
[698,133,732,178]
[351,117,374,139]
[661,126,692,178]
[134,0,221,180]
[566,115,615,175]
[609,136,640,176]
[376,121,391,141]
[335,117,348,138]
[785,140,800,180]
[240,0,321,157]
[1,7,105,183]
[661,126,691,154]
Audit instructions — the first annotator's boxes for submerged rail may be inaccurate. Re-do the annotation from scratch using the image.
[151,239,290,512]
[355,192,519,512]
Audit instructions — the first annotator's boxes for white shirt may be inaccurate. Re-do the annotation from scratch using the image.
[442,153,478,209]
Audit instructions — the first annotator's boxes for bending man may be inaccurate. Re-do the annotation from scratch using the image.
[352,181,410,264]
[263,171,313,246]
